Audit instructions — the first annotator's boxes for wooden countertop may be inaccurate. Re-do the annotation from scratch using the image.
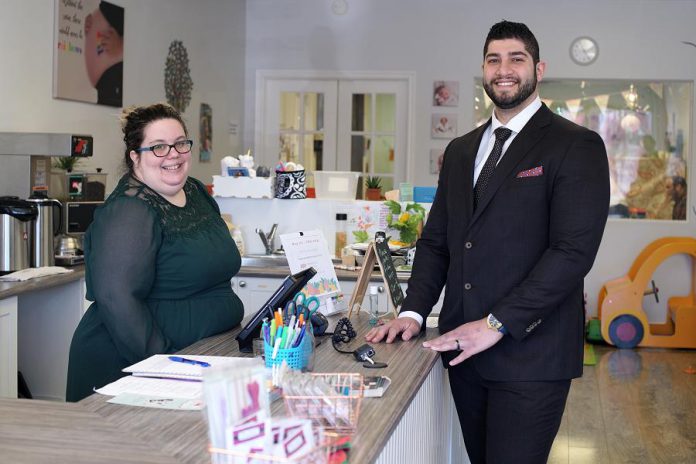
[239,265,412,282]
[0,264,409,301]
[0,265,85,300]
[0,398,180,463]
[78,314,440,464]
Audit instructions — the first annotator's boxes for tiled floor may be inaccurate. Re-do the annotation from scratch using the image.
[548,345,696,463]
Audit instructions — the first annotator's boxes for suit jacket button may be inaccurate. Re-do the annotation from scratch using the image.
[464,283,472,290]
[464,241,473,249]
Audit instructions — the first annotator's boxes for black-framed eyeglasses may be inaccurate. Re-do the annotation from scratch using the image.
[134,139,193,157]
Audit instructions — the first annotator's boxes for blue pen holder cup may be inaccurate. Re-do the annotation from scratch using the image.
[264,323,315,371]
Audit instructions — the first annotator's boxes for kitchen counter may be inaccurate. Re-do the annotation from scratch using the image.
[0,265,85,300]
[0,264,405,301]
[0,266,463,463]
[72,314,463,464]
[0,265,87,399]
[239,264,411,282]
[0,398,180,464]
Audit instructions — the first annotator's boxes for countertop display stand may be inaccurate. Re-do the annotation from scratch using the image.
[347,234,404,319]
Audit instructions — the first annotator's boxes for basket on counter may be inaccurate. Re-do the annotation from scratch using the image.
[209,437,334,464]
[283,373,363,434]
[263,323,314,371]
[208,372,362,463]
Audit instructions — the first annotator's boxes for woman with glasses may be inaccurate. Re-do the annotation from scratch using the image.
[66,102,244,402]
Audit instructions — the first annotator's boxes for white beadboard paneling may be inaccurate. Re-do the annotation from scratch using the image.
[376,363,469,464]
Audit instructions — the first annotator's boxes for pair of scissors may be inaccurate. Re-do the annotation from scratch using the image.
[292,292,321,319]
[282,299,297,325]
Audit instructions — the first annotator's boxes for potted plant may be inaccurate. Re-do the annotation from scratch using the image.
[364,176,382,201]
[53,156,81,173]
[384,200,426,247]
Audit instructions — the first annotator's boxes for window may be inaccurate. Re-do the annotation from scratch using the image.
[474,78,691,220]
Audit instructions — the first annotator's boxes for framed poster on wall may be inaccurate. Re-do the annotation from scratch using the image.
[53,0,124,107]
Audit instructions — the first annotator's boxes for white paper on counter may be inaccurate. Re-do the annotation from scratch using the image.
[107,392,203,410]
[95,374,203,399]
[280,229,341,299]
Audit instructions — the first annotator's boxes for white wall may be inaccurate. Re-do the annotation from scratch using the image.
[0,0,246,195]
[243,0,696,318]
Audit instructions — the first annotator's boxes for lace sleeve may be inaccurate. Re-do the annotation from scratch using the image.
[86,196,172,364]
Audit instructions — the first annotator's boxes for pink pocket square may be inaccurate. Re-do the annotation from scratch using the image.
[516,166,543,178]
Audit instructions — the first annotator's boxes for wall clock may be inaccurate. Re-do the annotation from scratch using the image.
[570,37,599,65]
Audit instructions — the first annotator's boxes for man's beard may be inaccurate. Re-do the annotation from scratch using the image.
[483,72,537,110]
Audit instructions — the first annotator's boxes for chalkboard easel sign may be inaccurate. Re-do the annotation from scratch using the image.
[347,232,404,319]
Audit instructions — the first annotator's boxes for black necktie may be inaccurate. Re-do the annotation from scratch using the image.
[473,127,512,210]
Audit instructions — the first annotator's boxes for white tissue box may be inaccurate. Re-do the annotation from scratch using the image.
[213,175,273,199]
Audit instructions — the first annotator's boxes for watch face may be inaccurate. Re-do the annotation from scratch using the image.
[570,37,598,65]
[487,313,502,330]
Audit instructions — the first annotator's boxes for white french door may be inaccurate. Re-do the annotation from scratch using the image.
[336,79,408,193]
[256,72,411,192]
[261,79,339,172]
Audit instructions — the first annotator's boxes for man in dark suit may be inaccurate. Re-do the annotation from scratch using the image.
[366,21,609,463]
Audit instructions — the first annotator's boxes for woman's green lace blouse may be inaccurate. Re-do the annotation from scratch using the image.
[66,174,244,401]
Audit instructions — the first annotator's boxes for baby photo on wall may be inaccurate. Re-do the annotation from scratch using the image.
[430,149,444,174]
[433,80,459,107]
[431,114,457,139]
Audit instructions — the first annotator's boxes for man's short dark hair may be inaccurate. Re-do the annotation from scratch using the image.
[484,20,540,64]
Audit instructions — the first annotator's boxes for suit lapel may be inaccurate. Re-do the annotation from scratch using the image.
[470,105,553,225]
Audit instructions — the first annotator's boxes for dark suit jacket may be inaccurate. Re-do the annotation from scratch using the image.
[402,104,609,381]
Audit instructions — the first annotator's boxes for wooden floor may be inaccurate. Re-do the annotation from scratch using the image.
[548,345,696,464]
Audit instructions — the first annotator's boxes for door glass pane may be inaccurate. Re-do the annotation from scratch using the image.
[374,135,394,175]
[352,94,372,131]
[279,133,300,163]
[303,133,324,172]
[375,93,396,132]
[380,176,394,193]
[304,93,324,131]
[280,92,300,130]
[350,135,371,172]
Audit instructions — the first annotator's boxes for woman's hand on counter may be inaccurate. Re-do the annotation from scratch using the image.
[422,318,503,366]
[365,317,421,344]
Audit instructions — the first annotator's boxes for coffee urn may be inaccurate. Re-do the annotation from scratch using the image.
[26,197,63,267]
[0,197,37,275]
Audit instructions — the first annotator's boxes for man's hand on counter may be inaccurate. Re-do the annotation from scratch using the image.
[365,317,421,343]
[422,318,503,366]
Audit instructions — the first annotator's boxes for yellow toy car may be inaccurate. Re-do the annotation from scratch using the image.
[598,237,696,349]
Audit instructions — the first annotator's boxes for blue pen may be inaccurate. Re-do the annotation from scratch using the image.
[168,356,211,367]
[293,325,306,348]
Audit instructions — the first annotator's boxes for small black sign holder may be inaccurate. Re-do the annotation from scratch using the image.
[347,232,404,319]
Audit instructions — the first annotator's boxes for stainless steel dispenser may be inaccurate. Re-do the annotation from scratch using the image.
[26,197,62,267]
[0,197,37,275]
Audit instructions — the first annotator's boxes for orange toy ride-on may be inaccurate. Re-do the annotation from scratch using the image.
[598,237,696,349]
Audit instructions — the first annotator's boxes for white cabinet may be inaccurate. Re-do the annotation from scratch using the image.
[0,297,18,398]
[232,276,281,317]
[18,280,84,401]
